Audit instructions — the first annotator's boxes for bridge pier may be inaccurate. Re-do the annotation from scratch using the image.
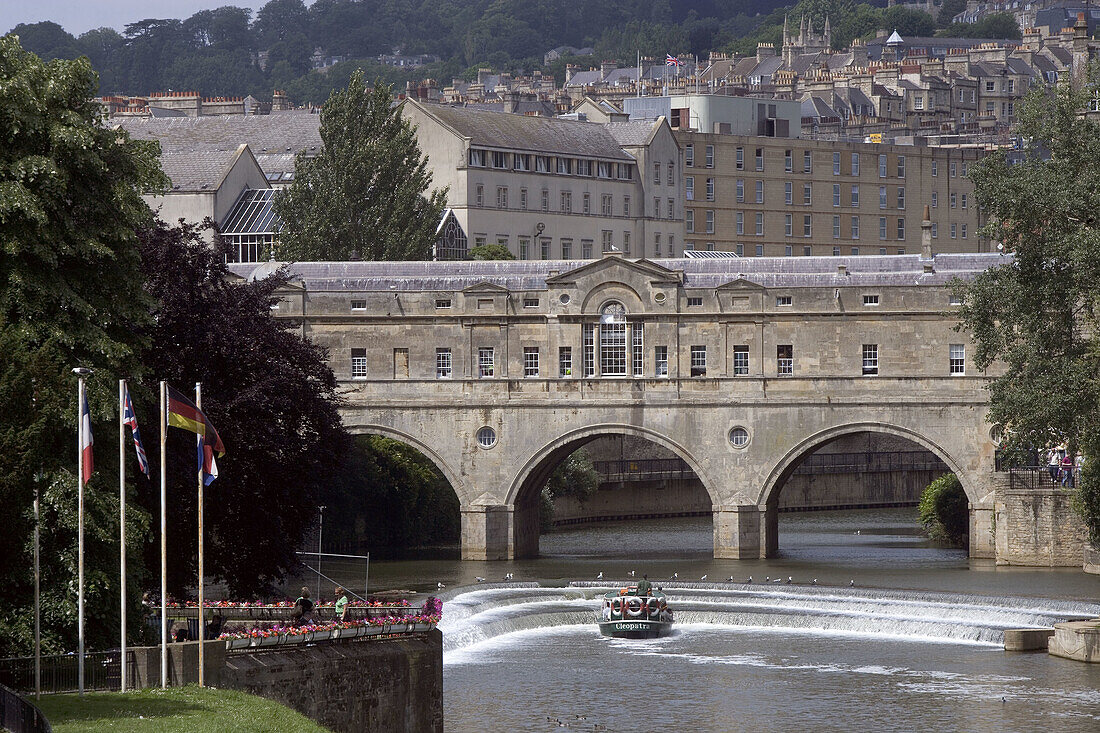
[969,505,995,559]
[460,502,540,561]
[713,505,766,559]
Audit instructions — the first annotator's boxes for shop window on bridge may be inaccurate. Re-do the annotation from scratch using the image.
[559,347,572,377]
[690,346,707,377]
[580,302,648,378]
[599,303,628,376]
[655,346,668,377]
[632,325,644,376]
[436,348,452,379]
[862,344,879,376]
[777,345,793,376]
[524,347,540,377]
[478,347,495,378]
[733,345,749,375]
[351,348,367,379]
[950,344,965,375]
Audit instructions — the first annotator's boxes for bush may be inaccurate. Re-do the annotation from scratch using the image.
[918,473,969,547]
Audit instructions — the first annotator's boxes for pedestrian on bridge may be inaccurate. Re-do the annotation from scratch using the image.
[334,586,349,622]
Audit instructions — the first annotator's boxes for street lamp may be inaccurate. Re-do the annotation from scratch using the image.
[72,366,93,695]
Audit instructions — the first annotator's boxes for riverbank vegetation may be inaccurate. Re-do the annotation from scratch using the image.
[918,474,968,547]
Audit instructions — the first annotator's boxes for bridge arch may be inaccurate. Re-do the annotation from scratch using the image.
[758,421,978,557]
[345,423,469,504]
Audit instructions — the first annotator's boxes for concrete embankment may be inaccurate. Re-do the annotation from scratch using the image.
[1003,628,1054,651]
[1048,620,1100,662]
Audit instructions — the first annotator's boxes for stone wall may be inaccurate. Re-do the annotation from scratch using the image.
[221,631,443,733]
[994,473,1090,566]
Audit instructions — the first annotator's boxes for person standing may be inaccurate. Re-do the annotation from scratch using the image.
[1048,449,1062,484]
[334,586,349,622]
[1062,453,1076,488]
[293,587,316,626]
[636,574,652,596]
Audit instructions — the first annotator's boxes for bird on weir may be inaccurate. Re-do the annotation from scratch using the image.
[628,570,636,577]
[670,572,678,580]
[437,582,446,589]
[726,576,735,582]
[849,580,855,586]
[747,576,753,583]
[700,574,708,581]
[786,576,793,584]
[596,571,603,580]
[811,578,818,585]
[475,577,485,583]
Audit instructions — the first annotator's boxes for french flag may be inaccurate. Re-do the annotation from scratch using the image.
[81,391,93,484]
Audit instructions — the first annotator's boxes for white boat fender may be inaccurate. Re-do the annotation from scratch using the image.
[646,597,660,614]
[626,598,644,617]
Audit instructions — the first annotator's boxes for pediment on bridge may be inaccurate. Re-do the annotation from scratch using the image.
[546,254,683,286]
[715,277,766,292]
[462,281,511,294]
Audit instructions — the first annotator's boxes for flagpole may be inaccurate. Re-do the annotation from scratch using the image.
[159,380,168,689]
[196,382,205,688]
[118,380,127,692]
[74,370,87,695]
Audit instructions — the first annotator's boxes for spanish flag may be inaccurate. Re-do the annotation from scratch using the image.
[167,385,226,485]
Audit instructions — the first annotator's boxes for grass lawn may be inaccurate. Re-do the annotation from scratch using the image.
[36,685,330,732]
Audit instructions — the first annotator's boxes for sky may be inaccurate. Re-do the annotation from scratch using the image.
[1,1,309,36]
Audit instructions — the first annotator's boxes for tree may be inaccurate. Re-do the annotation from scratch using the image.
[939,13,1021,40]
[540,449,600,527]
[469,243,516,260]
[136,220,350,596]
[918,473,968,546]
[936,0,966,28]
[0,35,164,656]
[273,70,447,261]
[880,7,935,37]
[956,72,1100,541]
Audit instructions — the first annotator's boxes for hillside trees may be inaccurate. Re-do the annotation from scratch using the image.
[273,71,446,261]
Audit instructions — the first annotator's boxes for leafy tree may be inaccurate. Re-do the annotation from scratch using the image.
[273,70,447,261]
[7,22,82,60]
[918,473,968,546]
[136,220,350,596]
[936,0,966,28]
[939,13,1021,40]
[0,35,164,656]
[540,449,600,527]
[469,244,517,260]
[880,7,935,37]
[956,72,1100,541]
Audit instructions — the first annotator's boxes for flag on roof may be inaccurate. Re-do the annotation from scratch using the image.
[122,384,149,476]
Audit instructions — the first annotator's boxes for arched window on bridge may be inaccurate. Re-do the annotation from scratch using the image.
[582,301,643,378]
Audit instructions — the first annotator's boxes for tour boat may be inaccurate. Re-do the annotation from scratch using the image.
[597,585,674,639]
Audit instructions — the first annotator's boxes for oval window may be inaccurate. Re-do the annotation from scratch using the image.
[559,293,571,305]
[728,427,750,448]
[654,292,667,304]
[477,426,497,449]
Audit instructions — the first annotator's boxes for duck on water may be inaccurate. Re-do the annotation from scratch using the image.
[597,575,674,639]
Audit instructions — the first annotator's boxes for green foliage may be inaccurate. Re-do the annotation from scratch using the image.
[936,0,967,28]
[322,435,460,549]
[957,69,1100,540]
[918,473,969,546]
[38,685,328,733]
[0,35,163,657]
[938,13,1022,40]
[273,71,447,261]
[469,243,517,260]
[540,449,600,527]
[880,7,936,37]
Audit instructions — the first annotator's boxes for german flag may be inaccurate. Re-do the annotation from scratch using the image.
[167,385,226,456]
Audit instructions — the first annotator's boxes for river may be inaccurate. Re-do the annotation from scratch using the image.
[356,508,1100,731]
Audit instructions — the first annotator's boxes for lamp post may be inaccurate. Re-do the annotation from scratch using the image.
[72,366,93,695]
[316,505,326,601]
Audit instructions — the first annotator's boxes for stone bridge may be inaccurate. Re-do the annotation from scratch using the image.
[234,248,1005,561]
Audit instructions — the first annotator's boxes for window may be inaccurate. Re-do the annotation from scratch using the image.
[435,298,451,309]
[351,348,367,379]
[755,148,764,171]
[951,223,957,239]
[523,347,539,377]
[962,162,968,177]
[475,184,484,207]
[785,244,793,257]
[655,345,668,377]
[931,160,938,177]
[351,299,367,310]
[632,324,644,376]
[803,214,812,237]
[897,218,905,240]
[560,190,571,213]
[690,346,707,377]
[878,154,887,178]
[491,151,507,168]
[687,296,703,307]
[686,210,694,233]
[803,184,812,205]
[557,158,571,175]
[602,194,613,216]
[541,189,549,211]
[667,198,674,220]
[879,217,887,240]
[541,238,551,260]
[851,246,860,255]
[755,213,764,236]
[523,297,539,309]
[961,224,967,239]
[653,197,660,217]
[785,182,793,205]
[598,162,612,178]
[931,222,938,238]
[667,162,674,186]
[950,161,957,178]
[803,150,812,173]
[685,177,694,201]
[735,147,743,170]
[950,344,965,375]
[519,188,528,210]
[862,344,879,376]
[785,149,793,172]
[577,159,592,176]
[833,152,841,175]
[559,347,572,377]
[736,179,745,203]
[685,144,694,167]
[985,80,995,92]
[623,231,631,254]
[599,303,627,376]
[931,191,937,208]
[914,96,924,110]
[879,186,887,209]
[495,187,508,208]
[476,426,496,448]
[469,149,485,167]
[436,348,452,378]
[863,294,880,307]
[851,185,860,207]
[833,215,841,239]
[601,230,613,251]
[755,180,764,204]
[706,145,715,168]
[729,427,749,447]
[582,239,593,258]
[961,194,967,210]
[776,295,793,306]
[519,237,530,259]
[513,154,529,171]
[583,192,591,214]
[784,214,793,237]
[777,345,793,375]
[755,244,764,257]
[653,162,661,184]
[851,153,860,176]
[897,156,905,178]
[705,178,714,202]
[736,212,744,235]
[478,347,494,378]
[733,345,749,375]
[879,247,887,255]
[802,245,811,256]
[561,239,572,259]
[705,210,714,234]
[536,156,550,173]
[833,184,841,207]
[950,192,957,209]
[736,243,744,257]
[897,188,905,209]
[833,246,841,256]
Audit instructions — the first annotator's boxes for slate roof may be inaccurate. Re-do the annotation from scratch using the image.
[603,120,657,147]
[229,253,1007,292]
[115,111,322,157]
[159,148,241,192]
[565,70,603,87]
[414,103,634,160]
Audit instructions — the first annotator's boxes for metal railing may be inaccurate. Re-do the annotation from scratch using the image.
[593,458,694,480]
[0,651,136,695]
[0,684,50,733]
[1008,466,1082,491]
[594,451,947,482]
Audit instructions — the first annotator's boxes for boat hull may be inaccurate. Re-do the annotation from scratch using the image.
[598,620,672,639]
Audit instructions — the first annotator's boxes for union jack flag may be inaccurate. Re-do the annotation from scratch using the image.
[123,385,149,476]
[666,54,682,67]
